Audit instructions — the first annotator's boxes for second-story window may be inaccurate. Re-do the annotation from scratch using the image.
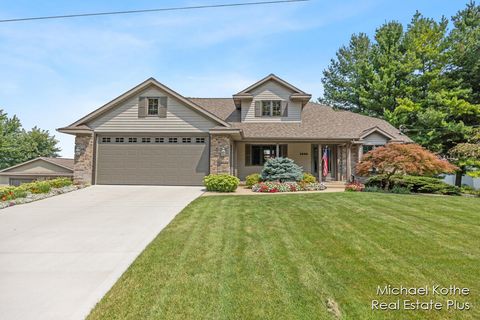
[261,101,282,117]
[148,98,159,115]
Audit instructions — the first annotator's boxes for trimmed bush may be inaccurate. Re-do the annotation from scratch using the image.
[245,173,262,189]
[366,174,460,195]
[363,186,384,193]
[301,173,317,183]
[203,174,240,192]
[261,157,303,182]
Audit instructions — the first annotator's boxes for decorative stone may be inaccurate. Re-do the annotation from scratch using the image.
[210,135,231,174]
[74,134,94,185]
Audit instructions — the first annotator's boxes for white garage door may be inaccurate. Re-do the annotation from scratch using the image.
[96,136,209,185]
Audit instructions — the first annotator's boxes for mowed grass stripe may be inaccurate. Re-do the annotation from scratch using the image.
[88,193,480,320]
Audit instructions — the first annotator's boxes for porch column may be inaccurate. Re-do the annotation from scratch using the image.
[358,144,363,160]
[276,144,280,157]
[346,143,352,181]
[210,134,232,174]
[318,144,322,182]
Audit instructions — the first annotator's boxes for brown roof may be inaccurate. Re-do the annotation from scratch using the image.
[41,157,74,170]
[188,98,411,142]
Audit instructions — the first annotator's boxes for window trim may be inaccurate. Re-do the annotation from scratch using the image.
[147,98,159,116]
[261,100,282,117]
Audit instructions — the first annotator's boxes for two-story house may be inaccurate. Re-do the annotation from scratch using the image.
[58,74,411,186]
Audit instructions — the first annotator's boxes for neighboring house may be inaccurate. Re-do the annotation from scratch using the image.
[58,74,411,186]
[0,157,74,186]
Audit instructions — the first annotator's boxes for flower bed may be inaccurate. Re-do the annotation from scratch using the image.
[0,178,85,210]
[252,181,326,193]
[345,181,365,192]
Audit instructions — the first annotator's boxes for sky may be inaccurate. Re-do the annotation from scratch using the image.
[0,0,466,158]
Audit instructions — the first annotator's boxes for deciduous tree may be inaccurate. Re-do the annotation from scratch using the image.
[356,143,457,189]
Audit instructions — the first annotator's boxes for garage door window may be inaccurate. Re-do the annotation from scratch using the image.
[182,137,192,143]
[155,137,164,143]
[128,137,138,143]
[169,137,178,143]
[115,137,124,143]
[141,138,151,143]
[102,137,111,143]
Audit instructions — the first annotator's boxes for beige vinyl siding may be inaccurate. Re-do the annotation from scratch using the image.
[4,160,71,174]
[241,81,302,123]
[363,132,389,145]
[89,86,217,132]
[0,176,9,185]
[236,142,312,180]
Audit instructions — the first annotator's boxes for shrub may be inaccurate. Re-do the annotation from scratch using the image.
[48,178,73,188]
[390,186,411,194]
[363,186,384,193]
[345,181,365,192]
[203,174,240,192]
[245,173,262,189]
[261,157,303,182]
[28,181,52,194]
[301,172,317,183]
[366,174,460,195]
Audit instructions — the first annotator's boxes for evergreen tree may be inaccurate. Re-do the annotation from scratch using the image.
[321,3,480,155]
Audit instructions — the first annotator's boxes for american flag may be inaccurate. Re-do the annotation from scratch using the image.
[322,149,329,177]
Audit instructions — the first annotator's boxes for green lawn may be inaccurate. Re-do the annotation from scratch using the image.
[88,193,480,320]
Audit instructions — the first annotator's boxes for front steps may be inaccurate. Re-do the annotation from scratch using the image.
[322,181,346,188]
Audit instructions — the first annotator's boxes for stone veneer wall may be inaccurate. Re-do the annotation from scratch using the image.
[210,135,231,174]
[351,145,359,176]
[74,134,94,185]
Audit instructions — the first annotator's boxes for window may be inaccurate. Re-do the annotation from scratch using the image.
[362,145,383,154]
[101,137,111,143]
[195,137,206,144]
[248,144,287,166]
[261,100,282,117]
[115,137,124,143]
[182,137,191,143]
[147,98,159,115]
[155,137,164,143]
[168,137,178,143]
[141,137,151,143]
[128,137,137,143]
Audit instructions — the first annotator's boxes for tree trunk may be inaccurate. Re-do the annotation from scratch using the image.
[455,171,463,187]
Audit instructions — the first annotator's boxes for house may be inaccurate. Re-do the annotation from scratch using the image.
[0,157,74,186]
[58,74,411,186]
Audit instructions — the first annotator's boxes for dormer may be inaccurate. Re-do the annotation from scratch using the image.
[232,74,311,123]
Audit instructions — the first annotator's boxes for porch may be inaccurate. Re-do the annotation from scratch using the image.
[233,141,361,182]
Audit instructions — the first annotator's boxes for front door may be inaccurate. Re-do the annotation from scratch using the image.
[312,144,337,181]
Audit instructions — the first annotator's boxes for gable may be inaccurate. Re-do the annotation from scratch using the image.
[1,159,72,175]
[250,80,297,100]
[88,85,218,133]
[59,78,229,134]
[362,131,391,145]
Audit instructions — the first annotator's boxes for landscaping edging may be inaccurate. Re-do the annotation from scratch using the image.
[0,185,87,210]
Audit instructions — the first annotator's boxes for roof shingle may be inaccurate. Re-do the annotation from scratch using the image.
[188,98,411,142]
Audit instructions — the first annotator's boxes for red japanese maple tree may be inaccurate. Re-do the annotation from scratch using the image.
[356,143,457,189]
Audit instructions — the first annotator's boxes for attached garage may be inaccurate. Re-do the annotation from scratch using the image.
[95,135,209,186]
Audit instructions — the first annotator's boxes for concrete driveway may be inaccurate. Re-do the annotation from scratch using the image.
[0,185,203,320]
